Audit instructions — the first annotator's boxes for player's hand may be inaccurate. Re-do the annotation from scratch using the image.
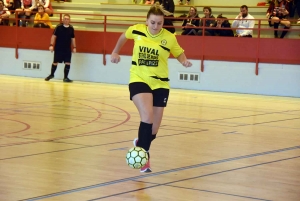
[49,46,53,52]
[238,12,242,18]
[266,13,270,18]
[182,60,192,68]
[111,52,120,64]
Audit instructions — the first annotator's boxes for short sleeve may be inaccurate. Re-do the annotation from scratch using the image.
[125,25,137,40]
[53,26,59,36]
[71,27,75,38]
[170,37,184,58]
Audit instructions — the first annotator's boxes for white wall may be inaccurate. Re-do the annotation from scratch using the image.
[1,47,299,97]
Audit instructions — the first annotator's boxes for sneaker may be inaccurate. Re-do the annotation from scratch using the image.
[63,78,73,82]
[140,159,152,173]
[45,75,54,81]
[133,138,138,147]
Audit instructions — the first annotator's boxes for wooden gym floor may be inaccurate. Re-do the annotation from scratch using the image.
[0,75,299,201]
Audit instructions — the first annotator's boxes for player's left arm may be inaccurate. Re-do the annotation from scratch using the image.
[170,37,192,68]
[71,38,76,53]
[176,53,192,68]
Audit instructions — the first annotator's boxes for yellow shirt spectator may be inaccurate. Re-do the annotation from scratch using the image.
[34,5,52,28]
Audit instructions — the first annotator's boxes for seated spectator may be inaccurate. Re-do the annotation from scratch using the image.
[155,0,175,33]
[178,0,190,5]
[232,5,255,37]
[181,6,199,35]
[15,0,36,26]
[0,0,10,26]
[4,0,14,12]
[33,4,51,28]
[36,0,53,16]
[198,6,215,36]
[288,0,300,24]
[266,0,291,38]
[212,14,234,37]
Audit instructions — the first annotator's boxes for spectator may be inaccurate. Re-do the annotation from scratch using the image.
[198,6,215,36]
[0,0,10,26]
[33,4,51,28]
[232,5,255,37]
[266,0,290,38]
[4,0,15,12]
[155,0,175,33]
[212,14,234,37]
[36,0,53,16]
[15,0,36,26]
[181,6,199,35]
[288,0,300,24]
[178,0,190,5]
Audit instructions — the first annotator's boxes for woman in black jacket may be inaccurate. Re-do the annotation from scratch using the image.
[181,6,200,35]
[212,14,234,37]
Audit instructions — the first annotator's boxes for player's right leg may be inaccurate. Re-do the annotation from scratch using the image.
[45,62,58,81]
[130,82,153,172]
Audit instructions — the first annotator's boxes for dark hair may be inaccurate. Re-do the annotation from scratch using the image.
[203,6,212,14]
[216,13,230,24]
[146,2,172,18]
[37,5,45,11]
[240,5,248,10]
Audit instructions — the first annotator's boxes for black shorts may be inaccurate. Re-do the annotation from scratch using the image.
[129,82,170,107]
[53,51,72,63]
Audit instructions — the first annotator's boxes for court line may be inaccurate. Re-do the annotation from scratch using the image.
[0,129,205,160]
[233,117,300,127]
[132,181,271,201]
[88,156,300,201]
[20,146,300,201]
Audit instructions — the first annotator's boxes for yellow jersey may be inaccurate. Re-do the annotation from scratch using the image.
[125,24,184,90]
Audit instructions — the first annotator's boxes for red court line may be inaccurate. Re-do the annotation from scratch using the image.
[0,102,131,147]
[0,117,31,135]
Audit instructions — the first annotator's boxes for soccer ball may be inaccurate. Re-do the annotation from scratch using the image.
[126,147,148,169]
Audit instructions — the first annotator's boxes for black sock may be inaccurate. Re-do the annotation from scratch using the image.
[50,64,57,76]
[64,64,70,78]
[136,122,153,152]
[280,26,289,38]
[274,23,279,37]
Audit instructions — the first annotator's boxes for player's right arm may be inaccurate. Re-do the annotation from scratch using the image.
[49,35,56,52]
[111,33,127,64]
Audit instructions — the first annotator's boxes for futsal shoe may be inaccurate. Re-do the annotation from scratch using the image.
[45,75,54,81]
[63,78,73,82]
[140,159,151,173]
[133,138,138,147]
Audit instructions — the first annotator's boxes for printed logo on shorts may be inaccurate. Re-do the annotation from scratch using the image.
[161,39,167,46]
[164,98,167,103]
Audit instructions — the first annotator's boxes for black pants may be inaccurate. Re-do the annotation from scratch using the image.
[33,23,50,28]
[289,0,300,18]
